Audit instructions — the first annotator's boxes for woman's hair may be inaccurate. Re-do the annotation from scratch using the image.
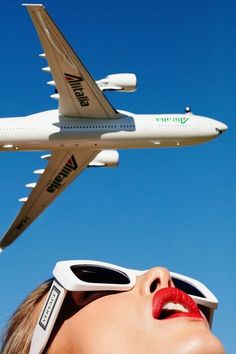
[1,279,53,354]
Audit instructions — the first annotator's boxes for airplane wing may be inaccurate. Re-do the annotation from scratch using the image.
[0,149,99,250]
[24,4,121,119]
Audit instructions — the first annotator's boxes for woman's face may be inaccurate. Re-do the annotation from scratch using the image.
[48,267,225,354]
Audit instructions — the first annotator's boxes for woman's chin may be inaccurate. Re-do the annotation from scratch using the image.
[174,331,225,354]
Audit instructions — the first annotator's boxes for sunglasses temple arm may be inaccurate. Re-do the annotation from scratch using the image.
[30,280,67,354]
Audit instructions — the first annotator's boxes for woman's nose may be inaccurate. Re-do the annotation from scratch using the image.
[136,267,174,295]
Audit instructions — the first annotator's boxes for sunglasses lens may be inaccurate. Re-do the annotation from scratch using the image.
[172,278,206,298]
[71,265,130,285]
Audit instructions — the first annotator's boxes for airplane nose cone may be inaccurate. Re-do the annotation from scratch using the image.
[215,122,228,134]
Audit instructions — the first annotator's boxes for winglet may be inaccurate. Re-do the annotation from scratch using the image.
[22,4,45,8]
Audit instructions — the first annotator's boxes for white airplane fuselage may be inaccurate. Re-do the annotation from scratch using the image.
[0,3,229,252]
[0,109,227,152]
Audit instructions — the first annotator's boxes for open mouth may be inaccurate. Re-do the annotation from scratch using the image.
[152,287,204,321]
[158,302,189,320]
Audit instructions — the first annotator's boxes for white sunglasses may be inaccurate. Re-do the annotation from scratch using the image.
[30,260,218,354]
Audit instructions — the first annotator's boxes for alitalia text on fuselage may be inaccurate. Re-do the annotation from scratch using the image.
[0,109,228,152]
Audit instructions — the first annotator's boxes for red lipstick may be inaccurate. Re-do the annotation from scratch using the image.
[152,287,204,320]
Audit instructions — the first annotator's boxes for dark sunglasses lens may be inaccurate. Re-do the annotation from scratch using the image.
[71,265,130,284]
[172,278,206,298]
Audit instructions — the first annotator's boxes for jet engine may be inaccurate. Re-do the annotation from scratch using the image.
[88,150,119,167]
[96,73,137,92]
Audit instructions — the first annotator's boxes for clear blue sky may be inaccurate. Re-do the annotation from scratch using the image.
[0,0,235,352]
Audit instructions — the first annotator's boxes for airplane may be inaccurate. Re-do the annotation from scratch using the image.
[0,4,227,252]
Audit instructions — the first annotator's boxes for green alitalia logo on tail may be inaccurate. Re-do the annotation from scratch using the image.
[156,117,190,124]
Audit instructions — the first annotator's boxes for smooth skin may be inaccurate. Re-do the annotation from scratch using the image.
[46,267,225,354]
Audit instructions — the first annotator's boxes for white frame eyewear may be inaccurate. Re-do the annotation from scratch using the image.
[30,260,218,354]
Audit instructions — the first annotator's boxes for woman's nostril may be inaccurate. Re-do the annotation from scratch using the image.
[150,279,159,293]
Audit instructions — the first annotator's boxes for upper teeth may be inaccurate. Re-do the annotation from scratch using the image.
[162,302,188,313]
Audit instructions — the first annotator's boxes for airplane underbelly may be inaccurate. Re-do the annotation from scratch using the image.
[0,124,216,151]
